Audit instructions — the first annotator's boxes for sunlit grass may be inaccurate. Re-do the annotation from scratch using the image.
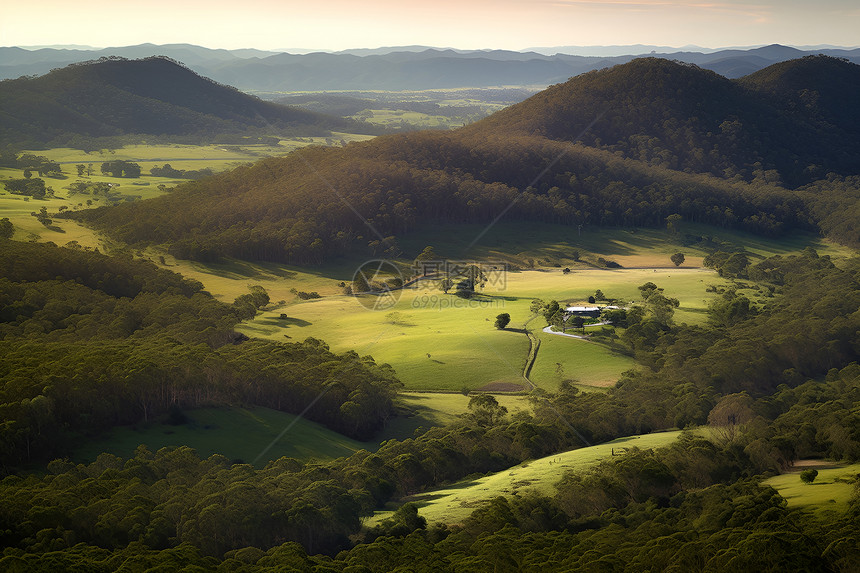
[366,430,684,526]
[763,463,860,513]
[73,406,369,467]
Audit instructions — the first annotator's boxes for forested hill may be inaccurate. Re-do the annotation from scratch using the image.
[74,57,860,263]
[469,56,860,187]
[0,240,401,467]
[0,56,376,148]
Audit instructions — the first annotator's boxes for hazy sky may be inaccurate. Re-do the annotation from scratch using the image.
[3,0,858,51]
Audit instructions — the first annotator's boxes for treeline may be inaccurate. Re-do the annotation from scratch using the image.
[0,240,401,467]
[150,163,214,180]
[799,174,860,247]
[73,132,811,265]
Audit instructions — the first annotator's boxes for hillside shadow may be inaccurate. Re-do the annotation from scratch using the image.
[258,317,312,327]
[190,258,299,281]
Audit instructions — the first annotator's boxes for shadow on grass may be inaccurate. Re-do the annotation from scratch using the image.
[258,317,313,327]
[412,480,482,499]
[190,258,299,281]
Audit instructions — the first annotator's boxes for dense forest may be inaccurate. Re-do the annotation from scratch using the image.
[1,249,858,569]
[72,56,860,264]
[0,240,401,468]
[0,57,382,149]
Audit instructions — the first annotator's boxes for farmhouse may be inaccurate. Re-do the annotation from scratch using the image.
[564,305,601,318]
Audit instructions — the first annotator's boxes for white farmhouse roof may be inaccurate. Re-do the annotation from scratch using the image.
[565,306,601,312]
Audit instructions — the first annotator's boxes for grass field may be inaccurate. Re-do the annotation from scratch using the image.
[367,429,683,526]
[241,292,530,393]
[71,394,530,467]
[385,392,532,439]
[237,264,727,393]
[763,462,860,513]
[530,330,635,390]
[0,138,374,245]
[196,219,848,394]
[73,406,369,467]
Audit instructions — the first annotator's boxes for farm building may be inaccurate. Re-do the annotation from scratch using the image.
[564,306,601,318]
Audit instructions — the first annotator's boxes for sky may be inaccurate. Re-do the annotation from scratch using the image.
[2,0,859,52]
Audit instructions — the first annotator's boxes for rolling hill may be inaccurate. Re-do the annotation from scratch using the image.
[0,56,377,147]
[73,56,860,263]
[471,55,860,186]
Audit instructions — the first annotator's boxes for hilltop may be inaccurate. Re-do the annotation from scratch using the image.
[0,56,376,147]
[471,55,860,186]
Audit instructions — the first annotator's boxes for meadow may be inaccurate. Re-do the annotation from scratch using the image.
[0,136,374,245]
[73,406,369,467]
[237,264,750,393]
[161,220,847,396]
[763,462,860,514]
[71,392,530,468]
[367,429,684,526]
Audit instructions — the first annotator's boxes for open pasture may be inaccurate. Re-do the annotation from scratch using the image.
[763,462,860,513]
[384,392,532,439]
[367,430,684,526]
[239,265,723,393]
[72,394,530,467]
[0,141,324,245]
[73,406,369,467]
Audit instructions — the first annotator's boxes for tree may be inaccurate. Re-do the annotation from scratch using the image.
[494,313,511,329]
[638,282,660,300]
[670,252,685,267]
[602,308,627,327]
[800,469,818,484]
[76,164,86,177]
[707,393,755,444]
[0,217,13,239]
[415,245,438,264]
[666,213,682,235]
[101,160,142,178]
[467,394,508,427]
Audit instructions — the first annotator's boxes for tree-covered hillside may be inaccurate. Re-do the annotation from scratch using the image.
[0,57,379,148]
[0,240,401,468]
[1,249,858,569]
[70,57,860,263]
[472,56,860,187]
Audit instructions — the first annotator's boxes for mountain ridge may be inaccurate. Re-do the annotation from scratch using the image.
[3,43,860,90]
[0,56,378,147]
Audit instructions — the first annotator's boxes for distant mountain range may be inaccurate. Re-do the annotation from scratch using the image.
[0,57,378,147]
[3,43,859,91]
